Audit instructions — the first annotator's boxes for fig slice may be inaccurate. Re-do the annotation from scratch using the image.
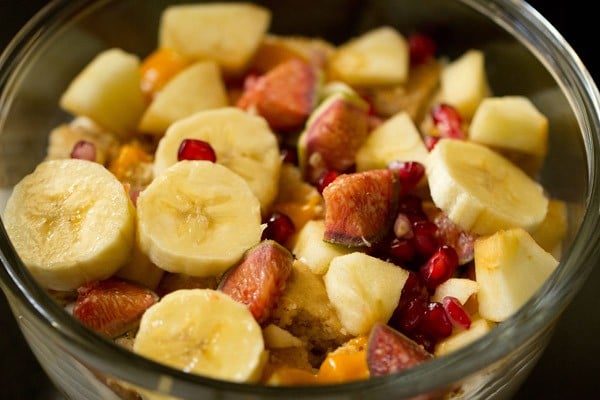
[323,169,400,247]
[367,322,433,377]
[219,240,294,324]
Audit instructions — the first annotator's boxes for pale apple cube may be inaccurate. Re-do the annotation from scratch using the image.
[431,278,479,305]
[59,48,145,138]
[292,219,352,275]
[324,252,409,336]
[435,318,495,356]
[355,111,429,171]
[328,26,409,86]
[159,3,271,74]
[530,199,568,253]
[262,324,304,349]
[441,49,491,119]
[138,61,229,135]
[475,228,559,322]
[469,96,549,157]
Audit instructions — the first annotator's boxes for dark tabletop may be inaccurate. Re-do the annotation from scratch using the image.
[1,1,599,399]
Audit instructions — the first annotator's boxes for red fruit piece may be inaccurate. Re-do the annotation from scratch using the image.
[177,138,217,162]
[442,296,472,330]
[431,103,466,140]
[425,206,476,265]
[236,58,318,132]
[300,94,370,184]
[218,240,293,324]
[367,322,433,377]
[387,160,425,194]
[408,33,437,66]
[419,245,459,291]
[316,169,339,194]
[261,212,296,245]
[410,220,439,259]
[322,169,400,247]
[70,140,96,162]
[72,278,158,338]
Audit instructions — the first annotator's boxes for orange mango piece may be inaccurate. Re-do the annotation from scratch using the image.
[140,48,189,100]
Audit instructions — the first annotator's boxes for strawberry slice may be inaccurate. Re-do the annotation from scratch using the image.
[236,58,318,132]
[367,322,433,377]
[218,240,294,324]
[323,169,400,247]
[72,277,158,338]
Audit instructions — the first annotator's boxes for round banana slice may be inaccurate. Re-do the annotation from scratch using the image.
[3,159,135,291]
[153,107,281,213]
[133,289,266,383]
[136,160,263,277]
[426,138,549,236]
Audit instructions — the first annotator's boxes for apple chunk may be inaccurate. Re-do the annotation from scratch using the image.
[60,48,145,138]
[159,3,271,74]
[328,26,409,86]
[474,227,559,322]
[138,60,229,135]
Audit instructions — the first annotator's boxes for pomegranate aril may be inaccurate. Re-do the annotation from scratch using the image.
[388,160,425,194]
[261,212,295,245]
[431,103,465,140]
[411,220,439,259]
[177,139,217,162]
[316,169,339,194]
[424,135,440,151]
[397,194,425,216]
[397,271,428,309]
[419,245,459,290]
[408,33,437,66]
[419,302,453,340]
[280,146,298,165]
[395,297,427,334]
[70,140,97,162]
[412,332,436,354]
[442,296,472,330]
[387,237,416,265]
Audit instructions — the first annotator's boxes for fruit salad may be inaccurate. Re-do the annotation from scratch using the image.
[1,1,566,389]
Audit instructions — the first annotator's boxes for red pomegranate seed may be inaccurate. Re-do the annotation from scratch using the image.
[316,170,339,193]
[412,333,436,354]
[261,212,295,244]
[388,161,425,194]
[411,220,439,259]
[419,302,453,340]
[70,140,96,161]
[398,272,428,308]
[396,297,427,334]
[397,195,424,216]
[408,33,437,66]
[280,147,298,164]
[419,245,459,290]
[388,237,416,265]
[177,139,217,162]
[424,135,440,151]
[431,103,465,140]
[442,296,472,330]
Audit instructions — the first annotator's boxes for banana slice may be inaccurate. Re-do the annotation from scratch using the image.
[133,289,266,383]
[136,160,263,277]
[2,159,135,291]
[153,107,281,213]
[426,138,548,236]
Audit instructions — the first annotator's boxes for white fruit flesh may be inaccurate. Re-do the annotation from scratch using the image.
[440,49,490,119]
[153,108,281,213]
[59,48,145,137]
[434,318,495,356]
[469,96,549,157]
[426,138,549,235]
[474,228,559,322]
[292,219,352,275]
[133,289,266,382]
[530,199,568,253]
[324,252,409,336]
[328,26,409,86]
[355,111,429,171]
[431,278,479,305]
[137,161,263,277]
[138,61,229,135]
[2,159,135,291]
[159,3,271,74]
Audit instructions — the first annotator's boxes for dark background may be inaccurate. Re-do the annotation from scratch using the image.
[0,1,598,399]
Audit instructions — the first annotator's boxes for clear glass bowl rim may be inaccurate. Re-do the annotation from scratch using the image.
[1,0,600,397]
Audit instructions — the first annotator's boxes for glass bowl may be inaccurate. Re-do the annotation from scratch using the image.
[1,0,599,399]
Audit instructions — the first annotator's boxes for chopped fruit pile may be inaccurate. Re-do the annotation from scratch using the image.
[2,1,567,391]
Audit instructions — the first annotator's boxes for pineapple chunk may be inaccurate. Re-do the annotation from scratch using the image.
[440,49,491,119]
[59,48,145,137]
[469,96,549,157]
[138,61,229,135]
[328,26,409,87]
[324,252,409,335]
[159,3,271,74]
[355,111,429,171]
[474,228,559,322]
